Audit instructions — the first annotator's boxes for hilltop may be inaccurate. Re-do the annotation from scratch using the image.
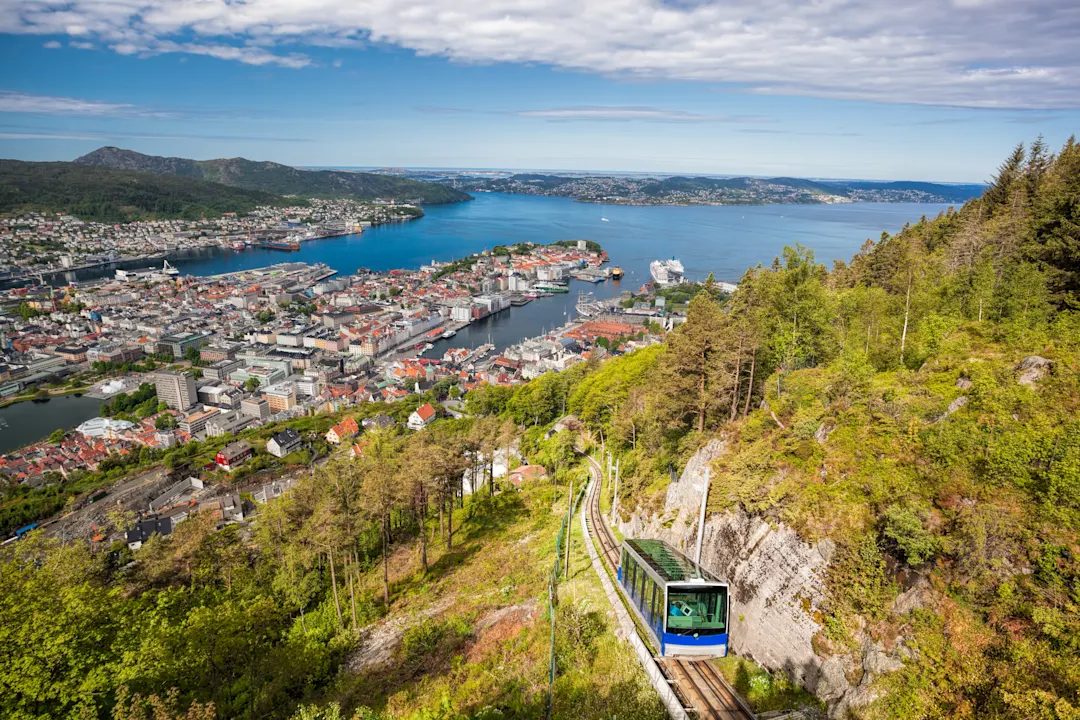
[75,147,473,205]
[0,160,303,223]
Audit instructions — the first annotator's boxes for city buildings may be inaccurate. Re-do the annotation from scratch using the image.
[154,370,197,411]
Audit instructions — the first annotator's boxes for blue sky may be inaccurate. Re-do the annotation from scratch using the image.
[1,0,1078,182]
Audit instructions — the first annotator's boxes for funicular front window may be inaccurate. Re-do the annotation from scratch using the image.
[666,586,728,636]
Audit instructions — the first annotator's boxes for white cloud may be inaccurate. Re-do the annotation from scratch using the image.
[0,91,169,117]
[3,0,1079,108]
[515,106,768,123]
[0,131,97,140]
[42,40,61,48]
[0,127,312,142]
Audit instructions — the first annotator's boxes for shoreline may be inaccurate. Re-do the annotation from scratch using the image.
[0,204,431,288]
[0,385,94,410]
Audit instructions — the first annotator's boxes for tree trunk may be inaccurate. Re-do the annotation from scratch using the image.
[743,347,756,417]
[729,342,743,422]
[381,515,390,606]
[328,547,343,630]
[900,274,912,364]
[419,489,428,573]
[348,566,358,631]
[446,496,454,551]
[697,349,707,433]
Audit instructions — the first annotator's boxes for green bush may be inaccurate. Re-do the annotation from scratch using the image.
[881,504,941,566]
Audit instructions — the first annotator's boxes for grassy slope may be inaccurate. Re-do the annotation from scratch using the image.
[0,160,298,222]
[701,324,1080,717]
[326,477,665,719]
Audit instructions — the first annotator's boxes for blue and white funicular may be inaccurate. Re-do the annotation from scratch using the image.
[618,538,731,657]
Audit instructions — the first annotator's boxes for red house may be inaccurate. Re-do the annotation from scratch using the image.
[215,440,253,472]
[326,417,360,445]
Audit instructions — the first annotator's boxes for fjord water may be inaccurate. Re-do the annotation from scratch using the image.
[163,193,950,284]
[52,192,951,357]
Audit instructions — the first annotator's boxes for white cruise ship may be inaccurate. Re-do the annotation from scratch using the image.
[650,257,684,286]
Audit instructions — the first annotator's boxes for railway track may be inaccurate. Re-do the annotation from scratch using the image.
[583,455,754,720]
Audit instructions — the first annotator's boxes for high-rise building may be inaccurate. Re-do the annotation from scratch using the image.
[154,370,197,411]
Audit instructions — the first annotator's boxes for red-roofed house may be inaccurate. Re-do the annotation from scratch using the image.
[326,417,359,444]
[408,403,437,430]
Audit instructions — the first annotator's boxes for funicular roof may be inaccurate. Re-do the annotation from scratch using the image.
[625,538,722,584]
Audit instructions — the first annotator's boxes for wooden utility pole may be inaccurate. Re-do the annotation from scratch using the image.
[694,467,711,566]
[610,458,620,525]
[564,479,574,577]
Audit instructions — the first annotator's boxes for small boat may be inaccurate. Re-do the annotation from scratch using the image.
[441,329,457,339]
[601,217,610,222]
[611,267,624,279]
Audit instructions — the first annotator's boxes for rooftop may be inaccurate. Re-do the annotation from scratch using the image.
[625,538,722,584]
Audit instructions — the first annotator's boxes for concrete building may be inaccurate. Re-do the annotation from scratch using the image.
[205,409,253,438]
[230,365,286,389]
[199,343,239,362]
[240,397,270,421]
[156,330,213,359]
[203,358,244,382]
[86,344,144,365]
[154,370,197,411]
[261,381,297,413]
[179,407,219,437]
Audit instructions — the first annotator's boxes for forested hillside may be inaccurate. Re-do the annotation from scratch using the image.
[0,160,301,222]
[75,147,473,204]
[463,136,1080,718]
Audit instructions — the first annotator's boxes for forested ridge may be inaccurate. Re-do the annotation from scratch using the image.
[0,160,302,222]
[2,137,1079,720]
[74,147,473,205]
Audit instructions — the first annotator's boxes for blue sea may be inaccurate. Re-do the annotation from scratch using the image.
[58,193,949,287]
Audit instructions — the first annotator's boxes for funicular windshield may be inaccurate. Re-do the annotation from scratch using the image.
[666,586,728,636]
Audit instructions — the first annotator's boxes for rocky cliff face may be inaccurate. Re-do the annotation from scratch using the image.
[618,439,904,717]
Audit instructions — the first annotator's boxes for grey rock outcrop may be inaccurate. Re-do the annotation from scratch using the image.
[814,422,836,446]
[1017,356,1053,385]
[934,395,968,422]
[620,438,827,691]
[620,440,910,717]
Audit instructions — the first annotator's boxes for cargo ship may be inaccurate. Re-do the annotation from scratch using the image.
[259,240,301,251]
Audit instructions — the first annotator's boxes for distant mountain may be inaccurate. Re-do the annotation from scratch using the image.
[74,147,472,204]
[0,160,302,223]
[449,172,984,206]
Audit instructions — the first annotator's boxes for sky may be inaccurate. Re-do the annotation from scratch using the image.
[1,0,1078,182]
